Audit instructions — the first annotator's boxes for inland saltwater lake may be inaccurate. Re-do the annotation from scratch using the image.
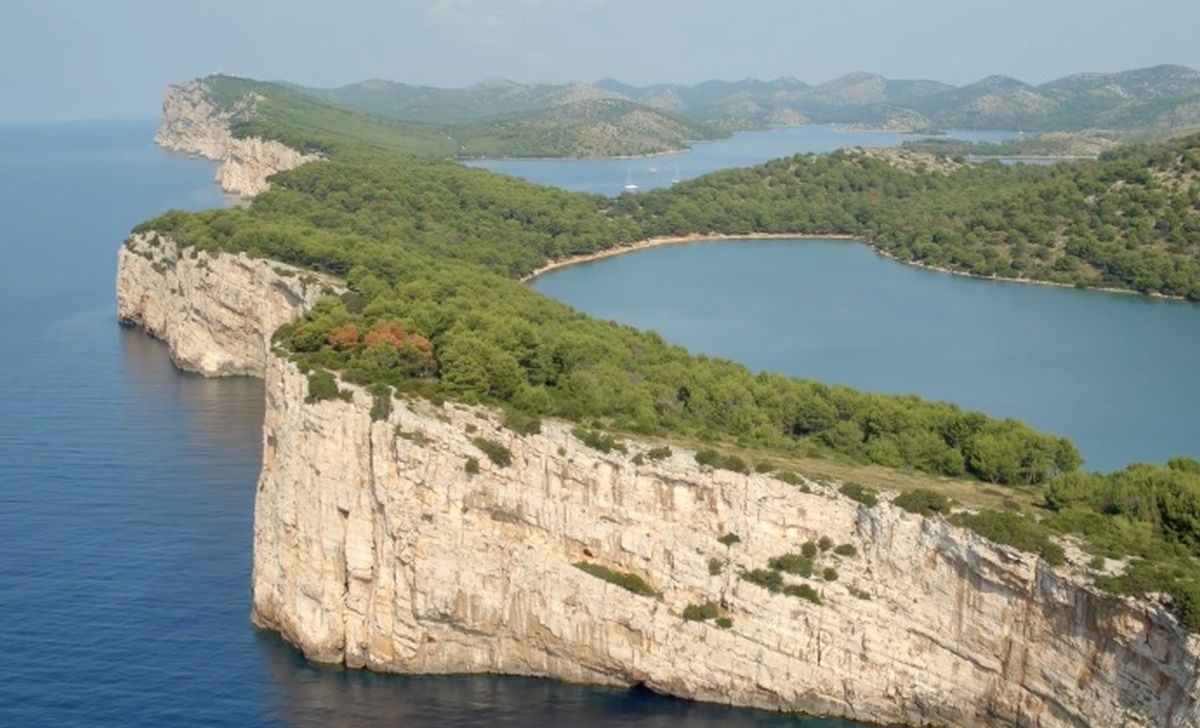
[1,119,1194,726]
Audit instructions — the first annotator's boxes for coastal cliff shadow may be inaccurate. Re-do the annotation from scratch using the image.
[254,632,867,728]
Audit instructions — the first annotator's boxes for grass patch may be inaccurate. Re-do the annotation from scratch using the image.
[952,509,1065,566]
[682,601,721,621]
[741,568,784,593]
[893,488,953,517]
[573,561,659,597]
[472,437,512,467]
[783,583,822,604]
[768,553,814,578]
[840,482,879,507]
[717,532,742,547]
[573,427,627,454]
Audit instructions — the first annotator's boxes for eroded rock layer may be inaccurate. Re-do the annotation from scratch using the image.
[115,235,1200,728]
[154,80,318,198]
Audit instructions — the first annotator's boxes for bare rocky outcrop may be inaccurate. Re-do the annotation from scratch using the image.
[117,238,1200,727]
[115,233,336,376]
[154,80,319,198]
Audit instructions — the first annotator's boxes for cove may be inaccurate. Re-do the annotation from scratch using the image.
[466,124,1018,195]
[531,237,1200,471]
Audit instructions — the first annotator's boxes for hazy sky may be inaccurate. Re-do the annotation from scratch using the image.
[3,0,1200,123]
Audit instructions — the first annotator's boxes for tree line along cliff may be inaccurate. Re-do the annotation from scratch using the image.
[135,78,1200,629]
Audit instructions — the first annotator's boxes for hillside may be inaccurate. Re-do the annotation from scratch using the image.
[199,66,1200,161]
[135,88,1200,635]
[202,75,717,158]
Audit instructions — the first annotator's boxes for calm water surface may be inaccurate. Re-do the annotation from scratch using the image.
[467,125,1018,194]
[532,239,1200,471]
[0,122,867,726]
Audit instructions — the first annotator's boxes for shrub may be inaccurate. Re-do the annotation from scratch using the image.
[800,541,818,559]
[682,601,720,621]
[893,488,952,517]
[395,427,431,446]
[822,567,839,581]
[472,437,512,467]
[573,427,627,454]
[464,457,480,475]
[695,449,749,473]
[783,583,822,604]
[952,509,1065,566]
[502,408,542,435]
[717,532,741,547]
[708,557,725,575]
[645,446,672,461]
[834,543,857,558]
[715,616,733,629]
[818,536,833,552]
[848,585,871,600]
[632,453,645,465]
[306,370,341,402]
[741,568,784,593]
[775,471,804,486]
[368,384,392,421]
[840,482,878,507]
[768,553,813,577]
[573,562,659,597]
[755,462,775,473]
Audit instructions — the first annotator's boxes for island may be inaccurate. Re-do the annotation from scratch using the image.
[117,74,1200,727]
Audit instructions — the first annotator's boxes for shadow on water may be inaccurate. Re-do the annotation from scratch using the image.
[0,119,865,727]
[255,631,862,728]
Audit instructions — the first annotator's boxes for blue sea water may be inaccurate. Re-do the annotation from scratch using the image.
[532,238,1200,471]
[466,125,1018,194]
[0,121,871,727]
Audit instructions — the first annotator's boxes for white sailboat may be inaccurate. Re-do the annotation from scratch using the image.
[623,168,639,191]
[671,164,681,184]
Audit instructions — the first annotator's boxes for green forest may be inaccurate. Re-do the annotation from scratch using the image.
[136,91,1200,627]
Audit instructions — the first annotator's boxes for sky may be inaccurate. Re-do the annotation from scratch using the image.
[3,0,1200,123]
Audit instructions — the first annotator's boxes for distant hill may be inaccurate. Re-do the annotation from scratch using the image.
[204,75,718,158]
[200,65,1200,159]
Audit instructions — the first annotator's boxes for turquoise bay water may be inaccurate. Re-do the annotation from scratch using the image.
[467,125,1018,195]
[0,123,869,726]
[532,239,1200,471]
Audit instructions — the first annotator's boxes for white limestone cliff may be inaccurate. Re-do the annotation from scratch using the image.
[115,233,336,376]
[116,237,1200,727]
[154,80,319,198]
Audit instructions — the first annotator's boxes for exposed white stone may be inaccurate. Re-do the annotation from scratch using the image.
[115,233,336,376]
[118,241,1200,727]
[154,80,319,198]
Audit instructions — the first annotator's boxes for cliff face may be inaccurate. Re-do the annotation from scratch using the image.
[154,81,318,198]
[118,241,1200,727]
[115,233,335,376]
[252,360,1199,728]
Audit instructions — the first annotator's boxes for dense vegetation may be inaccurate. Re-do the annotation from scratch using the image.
[141,152,1082,487]
[205,76,715,159]
[137,83,1200,627]
[298,63,1200,138]
[631,137,1200,298]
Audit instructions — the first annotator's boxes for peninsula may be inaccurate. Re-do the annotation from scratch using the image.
[117,75,1200,727]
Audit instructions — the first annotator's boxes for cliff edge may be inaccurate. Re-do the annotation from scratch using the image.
[154,80,319,198]
[114,238,1200,727]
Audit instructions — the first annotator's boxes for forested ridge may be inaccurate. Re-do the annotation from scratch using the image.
[136,111,1200,627]
[202,75,1200,298]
